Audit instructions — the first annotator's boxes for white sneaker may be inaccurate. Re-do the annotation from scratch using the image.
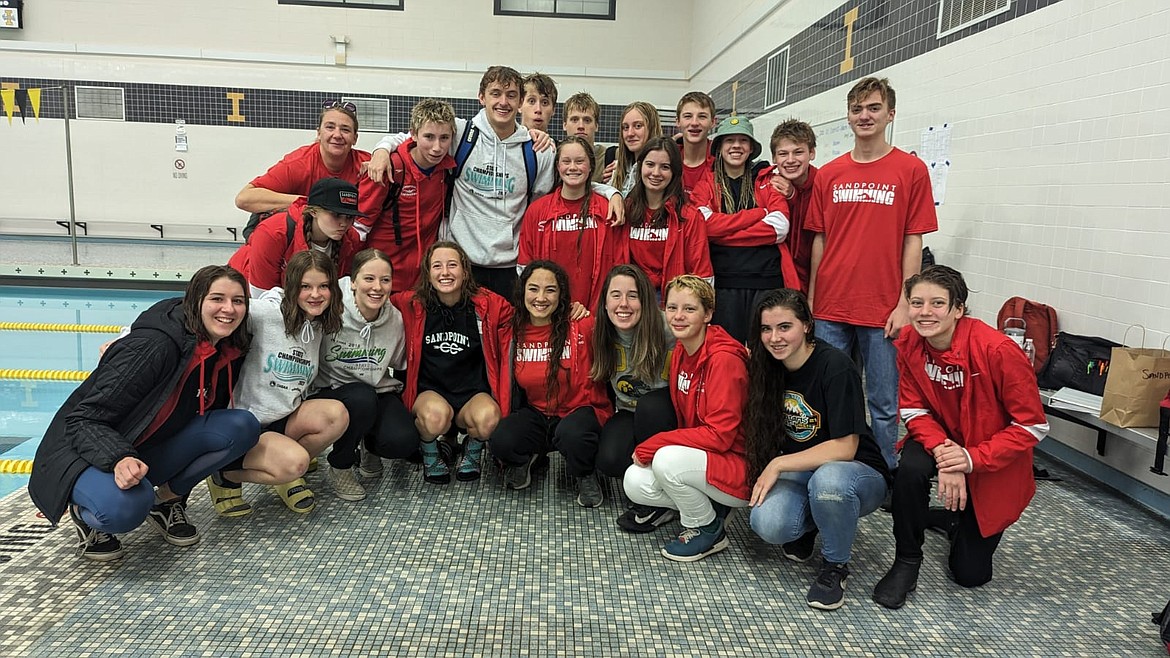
[358,444,384,479]
[328,466,367,501]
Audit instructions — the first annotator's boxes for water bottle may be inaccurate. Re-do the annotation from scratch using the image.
[1003,317,1026,347]
[1023,338,1035,366]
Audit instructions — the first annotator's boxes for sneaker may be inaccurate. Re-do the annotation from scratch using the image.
[456,439,485,482]
[782,528,819,563]
[147,497,200,547]
[69,505,124,562]
[616,504,679,533]
[807,560,850,610]
[205,472,252,518]
[327,465,367,501]
[421,441,451,485]
[504,454,539,490]
[358,444,384,479]
[872,558,921,610]
[661,522,730,562]
[575,473,604,508]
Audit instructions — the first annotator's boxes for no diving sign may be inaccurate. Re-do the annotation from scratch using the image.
[173,158,187,179]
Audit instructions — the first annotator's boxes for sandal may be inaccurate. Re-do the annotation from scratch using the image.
[273,478,316,513]
[205,473,252,518]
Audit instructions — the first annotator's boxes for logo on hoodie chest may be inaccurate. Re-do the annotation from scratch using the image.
[264,347,314,383]
[924,356,966,391]
[325,343,387,366]
[465,162,516,197]
[676,370,695,395]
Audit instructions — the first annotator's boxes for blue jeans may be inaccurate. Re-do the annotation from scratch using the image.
[815,319,899,470]
[70,409,259,533]
[749,461,887,564]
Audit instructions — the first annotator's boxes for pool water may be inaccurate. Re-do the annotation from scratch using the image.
[0,285,175,498]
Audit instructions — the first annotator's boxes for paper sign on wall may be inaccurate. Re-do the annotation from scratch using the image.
[918,124,952,205]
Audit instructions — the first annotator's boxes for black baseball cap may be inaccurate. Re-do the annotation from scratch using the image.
[307,177,365,217]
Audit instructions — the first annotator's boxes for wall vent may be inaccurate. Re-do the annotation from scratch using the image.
[75,86,125,121]
[343,97,390,134]
[937,0,1010,38]
[765,46,790,109]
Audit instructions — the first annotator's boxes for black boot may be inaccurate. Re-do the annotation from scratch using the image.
[872,558,921,609]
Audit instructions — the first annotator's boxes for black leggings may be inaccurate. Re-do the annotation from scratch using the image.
[892,438,1005,587]
[489,406,602,477]
[310,383,416,468]
[595,387,677,478]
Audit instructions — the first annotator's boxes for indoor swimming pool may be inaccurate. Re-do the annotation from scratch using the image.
[0,284,173,498]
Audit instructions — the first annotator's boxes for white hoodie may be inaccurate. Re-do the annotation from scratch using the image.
[235,288,322,426]
[375,110,557,268]
[313,277,407,394]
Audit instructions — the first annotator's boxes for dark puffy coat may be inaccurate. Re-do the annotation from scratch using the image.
[28,299,244,524]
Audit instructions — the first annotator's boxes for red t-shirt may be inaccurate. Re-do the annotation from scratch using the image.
[518,190,620,306]
[627,219,670,293]
[806,148,937,327]
[250,144,371,196]
[514,323,574,416]
[681,151,714,202]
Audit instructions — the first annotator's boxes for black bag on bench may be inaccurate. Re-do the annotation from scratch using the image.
[1037,332,1120,396]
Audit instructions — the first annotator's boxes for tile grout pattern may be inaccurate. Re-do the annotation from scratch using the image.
[0,453,1167,657]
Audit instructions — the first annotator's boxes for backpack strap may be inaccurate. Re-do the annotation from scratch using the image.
[381,150,406,247]
[285,213,296,249]
[446,121,479,219]
[522,140,538,204]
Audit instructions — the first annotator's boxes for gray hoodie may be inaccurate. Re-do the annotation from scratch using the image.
[313,277,406,394]
[235,288,323,426]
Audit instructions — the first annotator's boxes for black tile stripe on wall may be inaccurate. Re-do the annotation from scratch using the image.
[709,0,1064,118]
[0,77,637,144]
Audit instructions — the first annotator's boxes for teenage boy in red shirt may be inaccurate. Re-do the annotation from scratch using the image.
[675,91,717,200]
[806,76,938,470]
[769,120,819,292]
[355,99,457,293]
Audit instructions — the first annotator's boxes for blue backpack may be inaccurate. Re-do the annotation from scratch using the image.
[445,121,538,217]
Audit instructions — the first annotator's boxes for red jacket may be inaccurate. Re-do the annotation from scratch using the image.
[391,288,514,414]
[513,316,613,424]
[635,324,750,500]
[228,198,361,290]
[689,167,801,291]
[785,165,818,292]
[357,140,455,293]
[620,200,714,301]
[518,189,624,306]
[896,317,1049,537]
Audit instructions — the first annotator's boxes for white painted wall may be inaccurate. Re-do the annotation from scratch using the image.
[733,0,1170,493]
[0,0,692,233]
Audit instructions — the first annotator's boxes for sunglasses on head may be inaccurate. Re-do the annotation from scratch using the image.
[322,100,357,113]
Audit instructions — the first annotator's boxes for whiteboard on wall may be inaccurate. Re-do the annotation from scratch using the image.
[809,118,895,165]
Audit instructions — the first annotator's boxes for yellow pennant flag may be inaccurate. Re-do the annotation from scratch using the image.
[0,89,13,125]
[28,88,40,121]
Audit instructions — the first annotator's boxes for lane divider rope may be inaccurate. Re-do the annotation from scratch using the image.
[0,322,123,333]
[0,459,33,475]
[0,369,91,381]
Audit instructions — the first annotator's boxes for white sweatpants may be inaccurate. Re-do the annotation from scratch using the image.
[623,445,748,528]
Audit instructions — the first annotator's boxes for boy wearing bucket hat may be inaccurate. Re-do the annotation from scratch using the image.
[805,77,938,470]
[229,177,365,296]
[690,115,799,344]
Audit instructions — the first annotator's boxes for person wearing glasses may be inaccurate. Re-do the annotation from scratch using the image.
[235,100,376,217]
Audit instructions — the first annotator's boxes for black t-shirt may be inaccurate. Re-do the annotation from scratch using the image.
[418,299,490,401]
[783,341,891,482]
[709,175,783,289]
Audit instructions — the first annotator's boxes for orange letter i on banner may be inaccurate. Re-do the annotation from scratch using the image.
[840,7,859,74]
